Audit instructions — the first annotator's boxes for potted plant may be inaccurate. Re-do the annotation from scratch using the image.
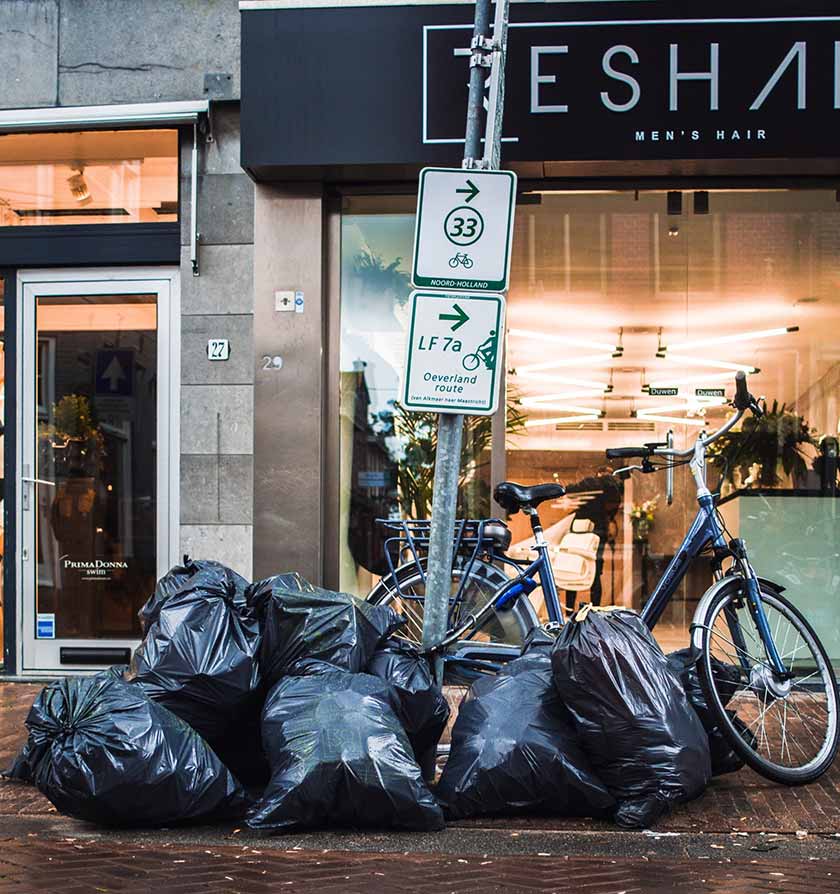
[707,400,816,488]
[630,497,658,544]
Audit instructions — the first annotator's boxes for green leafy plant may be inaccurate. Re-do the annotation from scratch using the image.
[352,248,412,307]
[377,398,527,519]
[630,497,658,543]
[708,400,816,488]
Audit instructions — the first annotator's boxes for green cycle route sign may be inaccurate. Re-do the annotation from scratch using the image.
[402,290,506,416]
[411,167,517,293]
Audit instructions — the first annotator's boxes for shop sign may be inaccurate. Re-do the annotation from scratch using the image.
[412,168,517,293]
[648,387,679,396]
[696,387,726,398]
[402,291,505,415]
[242,3,840,176]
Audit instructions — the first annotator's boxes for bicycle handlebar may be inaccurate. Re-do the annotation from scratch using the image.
[606,373,764,467]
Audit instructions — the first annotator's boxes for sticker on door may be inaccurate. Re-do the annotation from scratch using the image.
[36,613,56,639]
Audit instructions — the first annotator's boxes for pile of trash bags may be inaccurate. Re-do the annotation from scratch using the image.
[5,561,734,831]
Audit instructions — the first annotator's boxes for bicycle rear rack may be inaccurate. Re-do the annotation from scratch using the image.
[375,518,501,609]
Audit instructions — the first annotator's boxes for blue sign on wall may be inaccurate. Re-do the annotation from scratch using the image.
[95,350,134,397]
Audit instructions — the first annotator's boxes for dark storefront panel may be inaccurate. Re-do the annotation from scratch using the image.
[242,1,840,179]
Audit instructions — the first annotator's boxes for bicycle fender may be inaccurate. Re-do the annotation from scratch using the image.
[689,575,787,651]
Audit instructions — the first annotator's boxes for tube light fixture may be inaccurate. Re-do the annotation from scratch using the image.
[634,413,707,428]
[516,353,616,373]
[508,328,620,354]
[515,370,611,390]
[661,354,758,374]
[659,325,798,355]
[524,413,602,428]
[646,370,734,390]
[520,391,606,406]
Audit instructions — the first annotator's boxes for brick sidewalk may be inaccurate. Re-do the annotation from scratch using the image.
[4,680,840,836]
[1,835,839,893]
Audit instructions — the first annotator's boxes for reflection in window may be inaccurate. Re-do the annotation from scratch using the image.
[0,129,178,226]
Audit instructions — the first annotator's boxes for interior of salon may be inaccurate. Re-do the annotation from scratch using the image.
[338,187,840,659]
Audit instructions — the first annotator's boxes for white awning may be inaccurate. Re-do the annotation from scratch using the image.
[0,100,209,133]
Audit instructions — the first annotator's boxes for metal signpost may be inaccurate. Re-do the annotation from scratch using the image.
[409,0,512,700]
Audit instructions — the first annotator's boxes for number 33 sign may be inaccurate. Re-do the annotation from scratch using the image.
[412,167,516,293]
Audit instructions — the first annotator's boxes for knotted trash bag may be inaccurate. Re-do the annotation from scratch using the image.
[127,562,265,787]
[245,573,403,687]
[138,557,248,633]
[3,665,128,785]
[13,674,247,827]
[366,637,450,766]
[247,665,444,832]
[667,647,756,776]
[436,627,615,820]
[551,607,711,828]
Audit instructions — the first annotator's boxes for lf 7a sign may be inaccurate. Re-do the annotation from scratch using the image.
[403,291,506,416]
[412,168,516,293]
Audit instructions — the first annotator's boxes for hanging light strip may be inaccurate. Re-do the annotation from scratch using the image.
[519,391,605,406]
[517,353,615,373]
[662,354,758,374]
[634,413,707,428]
[508,328,619,353]
[516,370,610,390]
[646,370,734,389]
[524,413,602,428]
[662,325,798,354]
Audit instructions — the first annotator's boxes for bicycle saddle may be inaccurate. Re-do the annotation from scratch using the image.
[493,481,566,514]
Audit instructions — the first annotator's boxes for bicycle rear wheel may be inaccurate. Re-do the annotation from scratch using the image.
[367,558,539,665]
[695,581,839,785]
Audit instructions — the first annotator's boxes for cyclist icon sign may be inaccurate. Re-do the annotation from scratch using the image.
[412,167,516,293]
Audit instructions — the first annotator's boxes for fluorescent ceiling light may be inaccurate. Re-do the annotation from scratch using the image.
[662,326,798,354]
[524,414,602,428]
[509,328,619,353]
[516,370,610,390]
[517,353,614,373]
[520,391,605,406]
[646,370,734,389]
[662,354,758,374]
[524,403,603,415]
[637,399,726,415]
[634,413,707,428]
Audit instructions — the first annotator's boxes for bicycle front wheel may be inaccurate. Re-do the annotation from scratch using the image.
[367,558,539,655]
[695,582,839,785]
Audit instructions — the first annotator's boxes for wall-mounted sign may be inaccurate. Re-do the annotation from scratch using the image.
[358,470,389,488]
[648,386,679,396]
[242,3,840,177]
[95,349,133,396]
[412,168,517,293]
[696,387,726,398]
[402,291,505,415]
[207,339,231,361]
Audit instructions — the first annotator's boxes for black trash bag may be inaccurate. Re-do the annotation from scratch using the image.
[15,674,247,826]
[436,628,615,820]
[246,573,403,687]
[247,666,444,832]
[366,637,450,766]
[138,557,248,633]
[551,608,711,829]
[127,566,265,787]
[667,647,757,777]
[3,665,130,784]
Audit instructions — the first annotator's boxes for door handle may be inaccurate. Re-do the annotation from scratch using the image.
[21,475,55,511]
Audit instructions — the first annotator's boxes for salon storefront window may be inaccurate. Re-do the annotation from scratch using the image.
[339,188,840,662]
[0,129,178,226]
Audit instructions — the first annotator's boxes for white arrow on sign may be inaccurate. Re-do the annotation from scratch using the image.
[411,167,517,294]
[102,356,126,392]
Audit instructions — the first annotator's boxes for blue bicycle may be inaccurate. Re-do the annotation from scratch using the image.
[369,373,840,784]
